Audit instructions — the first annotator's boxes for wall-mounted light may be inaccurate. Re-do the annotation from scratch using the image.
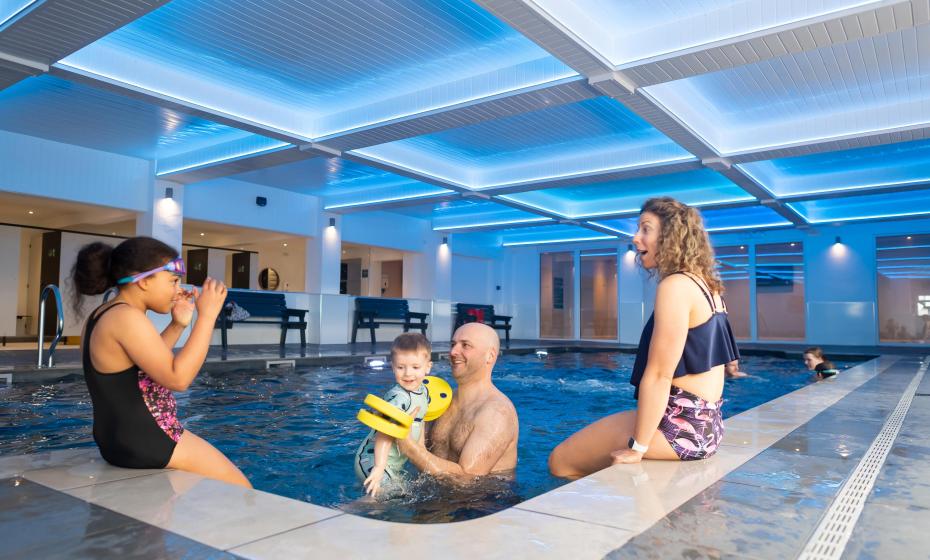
[329,217,336,228]
[835,236,842,245]
[164,186,174,199]
[442,236,448,245]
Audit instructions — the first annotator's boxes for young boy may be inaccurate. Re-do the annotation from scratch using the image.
[354,333,431,497]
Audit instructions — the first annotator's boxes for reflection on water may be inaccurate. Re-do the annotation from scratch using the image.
[0,351,859,522]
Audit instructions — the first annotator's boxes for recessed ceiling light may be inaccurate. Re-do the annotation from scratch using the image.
[27,210,34,215]
[283,242,288,247]
[907,236,913,240]
[199,232,205,236]
[789,242,796,247]
[739,245,745,250]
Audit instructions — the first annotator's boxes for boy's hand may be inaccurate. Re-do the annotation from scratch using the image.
[363,466,385,497]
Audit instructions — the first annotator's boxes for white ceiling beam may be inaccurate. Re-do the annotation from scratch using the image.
[0,0,169,93]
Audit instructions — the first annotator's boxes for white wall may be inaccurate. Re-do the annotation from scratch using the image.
[184,178,319,237]
[0,130,151,212]
[452,254,494,304]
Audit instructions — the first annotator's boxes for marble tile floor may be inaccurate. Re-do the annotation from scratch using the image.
[1,354,926,559]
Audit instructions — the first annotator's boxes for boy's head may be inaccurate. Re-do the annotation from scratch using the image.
[724,360,739,375]
[390,333,432,391]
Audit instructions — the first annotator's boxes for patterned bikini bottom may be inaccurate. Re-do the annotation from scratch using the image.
[658,386,724,460]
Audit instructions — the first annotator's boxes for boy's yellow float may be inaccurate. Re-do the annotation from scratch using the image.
[357,376,452,437]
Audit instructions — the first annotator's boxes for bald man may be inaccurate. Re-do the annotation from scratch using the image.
[396,322,518,480]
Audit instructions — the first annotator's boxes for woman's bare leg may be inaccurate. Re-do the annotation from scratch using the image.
[167,430,251,488]
[548,410,678,479]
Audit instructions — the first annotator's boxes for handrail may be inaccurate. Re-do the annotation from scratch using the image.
[37,284,64,368]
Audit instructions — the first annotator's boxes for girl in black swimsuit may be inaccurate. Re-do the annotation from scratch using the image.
[72,236,250,487]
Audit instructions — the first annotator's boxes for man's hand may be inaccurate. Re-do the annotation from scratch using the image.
[395,407,422,455]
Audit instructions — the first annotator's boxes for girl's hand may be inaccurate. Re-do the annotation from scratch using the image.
[610,448,644,465]
[171,288,196,327]
[364,467,385,497]
[195,278,228,320]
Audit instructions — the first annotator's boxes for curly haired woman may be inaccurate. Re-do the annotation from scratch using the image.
[549,197,739,477]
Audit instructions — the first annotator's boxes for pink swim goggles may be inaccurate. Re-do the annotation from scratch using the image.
[117,257,186,285]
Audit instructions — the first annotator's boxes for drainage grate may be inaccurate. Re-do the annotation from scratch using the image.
[264,359,296,370]
[798,356,928,560]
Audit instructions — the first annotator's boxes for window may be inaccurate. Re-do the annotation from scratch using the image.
[877,233,930,343]
[715,245,750,339]
[756,242,805,340]
[540,252,574,339]
[580,251,617,340]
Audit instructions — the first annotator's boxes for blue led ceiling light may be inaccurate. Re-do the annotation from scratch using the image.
[0,75,255,160]
[738,138,930,198]
[498,224,616,247]
[0,0,41,31]
[642,24,930,156]
[787,188,930,224]
[62,0,576,139]
[352,97,692,189]
[432,200,555,231]
[532,0,881,67]
[157,137,291,176]
[500,169,752,219]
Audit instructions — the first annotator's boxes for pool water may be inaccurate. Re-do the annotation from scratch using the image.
[0,351,859,522]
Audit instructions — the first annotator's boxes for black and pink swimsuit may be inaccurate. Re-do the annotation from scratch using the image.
[83,303,183,468]
[631,272,739,460]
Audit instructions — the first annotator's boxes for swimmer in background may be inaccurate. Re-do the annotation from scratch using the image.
[354,333,431,497]
[724,359,750,378]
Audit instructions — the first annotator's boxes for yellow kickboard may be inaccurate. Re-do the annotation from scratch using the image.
[423,376,452,422]
[357,408,410,439]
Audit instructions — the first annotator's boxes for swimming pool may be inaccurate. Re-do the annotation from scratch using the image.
[0,351,859,522]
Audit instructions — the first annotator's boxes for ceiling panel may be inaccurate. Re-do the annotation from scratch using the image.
[500,168,753,219]
[787,187,930,223]
[61,0,575,138]
[0,74,254,158]
[644,23,930,155]
[353,97,694,188]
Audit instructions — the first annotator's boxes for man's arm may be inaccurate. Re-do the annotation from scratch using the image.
[398,402,516,481]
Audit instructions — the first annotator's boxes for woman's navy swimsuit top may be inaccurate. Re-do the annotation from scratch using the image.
[630,272,740,399]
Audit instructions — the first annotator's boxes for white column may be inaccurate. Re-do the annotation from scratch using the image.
[305,213,341,295]
[137,180,183,252]
[619,243,648,345]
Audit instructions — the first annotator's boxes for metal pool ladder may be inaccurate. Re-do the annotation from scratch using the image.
[37,284,64,368]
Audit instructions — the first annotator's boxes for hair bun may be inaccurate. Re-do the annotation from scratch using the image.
[72,242,114,296]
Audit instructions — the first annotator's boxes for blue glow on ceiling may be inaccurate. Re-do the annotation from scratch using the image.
[532,0,880,67]
[500,169,752,219]
[353,98,692,188]
[62,0,575,138]
[157,137,291,176]
[700,205,792,232]
[432,201,551,231]
[0,0,40,30]
[738,139,930,198]
[642,24,930,155]
[586,204,790,236]
[787,188,930,223]
[0,75,253,159]
[499,224,615,247]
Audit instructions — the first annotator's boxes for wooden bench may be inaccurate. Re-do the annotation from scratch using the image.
[453,303,512,343]
[215,290,308,351]
[352,297,429,344]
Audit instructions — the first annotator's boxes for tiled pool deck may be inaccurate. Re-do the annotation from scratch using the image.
[2,351,927,558]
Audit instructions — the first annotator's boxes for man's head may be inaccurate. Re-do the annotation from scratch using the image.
[390,333,432,392]
[449,322,499,382]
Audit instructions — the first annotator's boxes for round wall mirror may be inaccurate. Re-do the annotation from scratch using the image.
[258,268,280,291]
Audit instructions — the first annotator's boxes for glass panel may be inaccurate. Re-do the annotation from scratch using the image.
[715,245,750,339]
[580,253,617,340]
[540,252,574,339]
[756,241,805,341]
[877,233,930,343]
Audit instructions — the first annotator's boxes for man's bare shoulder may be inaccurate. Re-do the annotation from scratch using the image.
[475,387,518,425]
